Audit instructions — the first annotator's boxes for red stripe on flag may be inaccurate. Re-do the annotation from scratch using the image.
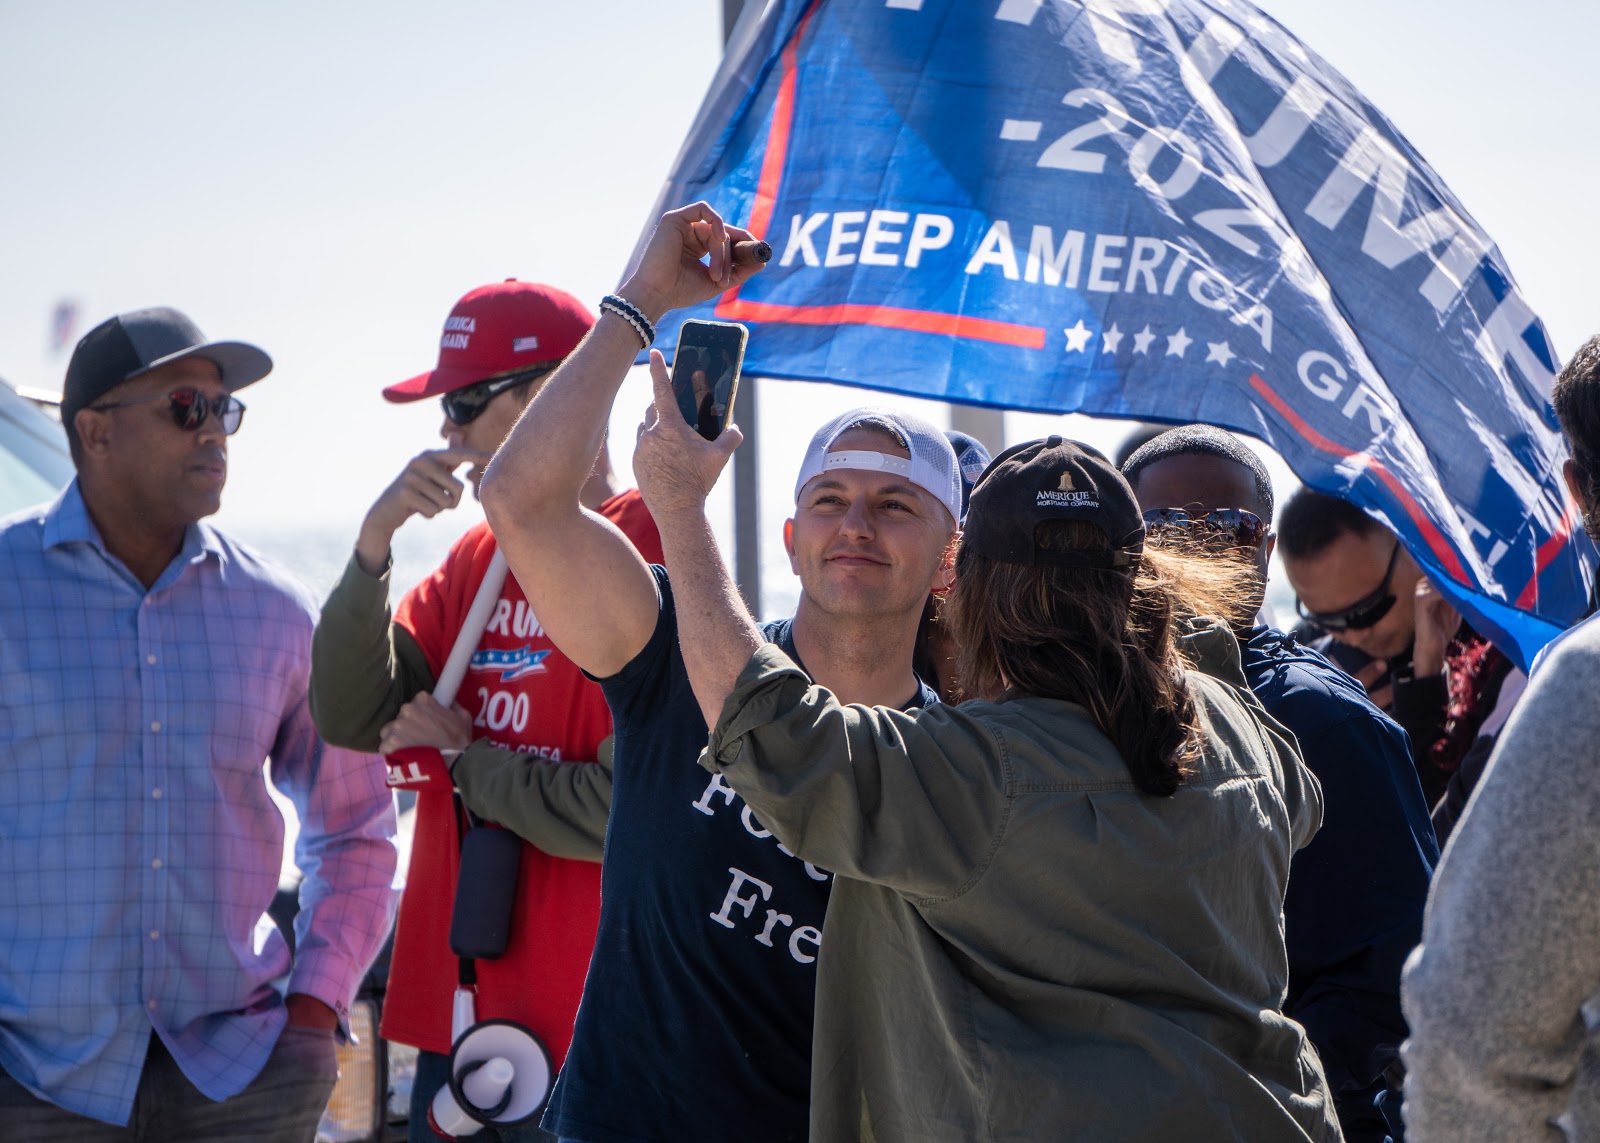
[717,295,1047,348]
[1516,499,1577,610]
[1249,374,1470,585]
[720,1,1046,352]
[745,2,818,240]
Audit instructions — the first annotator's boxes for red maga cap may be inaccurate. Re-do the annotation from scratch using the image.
[382,279,594,403]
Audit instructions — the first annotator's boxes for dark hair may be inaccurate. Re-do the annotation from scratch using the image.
[1277,486,1376,561]
[1113,423,1168,469]
[1553,335,1600,538]
[912,593,960,703]
[945,519,1250,796]
[1121,424,1275,521]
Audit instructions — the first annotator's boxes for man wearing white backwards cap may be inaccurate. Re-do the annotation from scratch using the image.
[479,202,961,1143]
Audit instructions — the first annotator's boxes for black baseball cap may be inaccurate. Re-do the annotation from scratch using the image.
[62,307,273,429]
[963,436,1146,568]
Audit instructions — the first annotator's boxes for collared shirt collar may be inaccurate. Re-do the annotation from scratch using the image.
[41,478,227,572]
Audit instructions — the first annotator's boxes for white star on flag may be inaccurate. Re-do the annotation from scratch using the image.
[1165,328,1192,357]
[1205,340,1237,366]
[1101,323,1123,354]
[1131,325,1156,354]
[1063,320,1093,353]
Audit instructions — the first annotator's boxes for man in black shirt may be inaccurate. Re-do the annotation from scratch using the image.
[479,202,962,1143]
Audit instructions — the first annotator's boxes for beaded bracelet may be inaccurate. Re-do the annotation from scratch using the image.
[599,294,656,349]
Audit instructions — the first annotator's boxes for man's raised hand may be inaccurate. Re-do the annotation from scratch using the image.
[355,447,491,574]
[617,201,765,323]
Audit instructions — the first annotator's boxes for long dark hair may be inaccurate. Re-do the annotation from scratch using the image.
[945,519,1250,796]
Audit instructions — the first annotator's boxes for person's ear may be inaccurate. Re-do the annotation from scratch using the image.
[74,407,114,459]
[783,518,798,574]
[931,532,959,593]
[1394,537,1421,577]
[1564,458,1591,516]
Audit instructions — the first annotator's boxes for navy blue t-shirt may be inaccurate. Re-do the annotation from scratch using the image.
[543,567,935,1143]
[1242,626,1438,1142]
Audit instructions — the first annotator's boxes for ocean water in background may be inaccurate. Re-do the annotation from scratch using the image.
[225,419,1301,627]
[229,512,481,610]
[227,512,458,889]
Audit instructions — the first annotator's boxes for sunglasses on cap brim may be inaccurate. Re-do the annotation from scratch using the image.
[1142,506,1268,550]
[440,363,560,426]
[89,388,246,436]
[1294,539,1402,632]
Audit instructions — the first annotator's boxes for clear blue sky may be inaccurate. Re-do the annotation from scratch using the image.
[3,0,1596,608]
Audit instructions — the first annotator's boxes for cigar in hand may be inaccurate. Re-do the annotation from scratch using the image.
[731,240,772,265]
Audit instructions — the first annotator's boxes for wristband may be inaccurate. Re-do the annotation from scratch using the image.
[599,294,656,349]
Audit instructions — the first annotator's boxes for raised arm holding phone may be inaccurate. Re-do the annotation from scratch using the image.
[480,202,961,1143]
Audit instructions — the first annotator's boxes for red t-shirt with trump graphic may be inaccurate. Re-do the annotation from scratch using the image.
[380,488,661,1060]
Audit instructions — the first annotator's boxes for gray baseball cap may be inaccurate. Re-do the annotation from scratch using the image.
[62,307,272,428]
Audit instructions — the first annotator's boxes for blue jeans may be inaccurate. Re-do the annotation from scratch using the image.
[0,1025,338,1142]
[411,1048,554,1142]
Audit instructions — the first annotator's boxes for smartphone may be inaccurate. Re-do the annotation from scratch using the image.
[670,319,748,440]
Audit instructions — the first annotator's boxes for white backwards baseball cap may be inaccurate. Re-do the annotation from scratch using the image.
[793,408,963,527]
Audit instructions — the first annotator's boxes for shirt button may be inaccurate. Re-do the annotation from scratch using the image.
[147,999,158,1010]
[146,654,158,665]
[149,930,160,941]
[151,788,163,800]
[151,858,163,870]
[150,721,162,733]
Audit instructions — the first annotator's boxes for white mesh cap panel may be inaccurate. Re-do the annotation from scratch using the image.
[792,407,962,527]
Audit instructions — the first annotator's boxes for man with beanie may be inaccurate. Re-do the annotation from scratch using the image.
[308,280,661,1142]
[0,307,399,1141]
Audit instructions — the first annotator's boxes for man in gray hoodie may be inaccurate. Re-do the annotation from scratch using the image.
[1401,333,1600,1141]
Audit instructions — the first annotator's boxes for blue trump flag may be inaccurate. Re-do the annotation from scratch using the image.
[639,0,1591,669]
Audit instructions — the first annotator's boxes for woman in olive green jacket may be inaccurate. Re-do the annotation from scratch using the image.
[636,418,1341,1143]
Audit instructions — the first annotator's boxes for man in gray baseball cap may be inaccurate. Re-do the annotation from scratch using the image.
[0,306,398,1141]
[60,306,271,455]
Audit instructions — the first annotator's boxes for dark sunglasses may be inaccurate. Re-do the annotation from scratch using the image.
[90,388,246,435]
[1295,539,1402,632]
[1142,506,1268,550]
[440,364,557,427]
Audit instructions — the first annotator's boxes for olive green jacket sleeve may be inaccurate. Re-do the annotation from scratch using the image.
[702,644,1010,902]
[451,737,613,862]
[309,551,437,752]
[702,622,1319,900]
[1178,618,1322,852]
[311,549,613,860]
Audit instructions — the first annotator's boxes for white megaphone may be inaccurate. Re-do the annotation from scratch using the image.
[428,988,553,1139]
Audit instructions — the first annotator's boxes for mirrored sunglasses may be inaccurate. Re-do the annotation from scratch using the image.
[1142,506,1267,550]
[440,364,558,427]
[1294,539,1402,632]
[90,388,246,435]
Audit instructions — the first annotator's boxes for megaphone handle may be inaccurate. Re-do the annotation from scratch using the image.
[451,986,477,1044]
